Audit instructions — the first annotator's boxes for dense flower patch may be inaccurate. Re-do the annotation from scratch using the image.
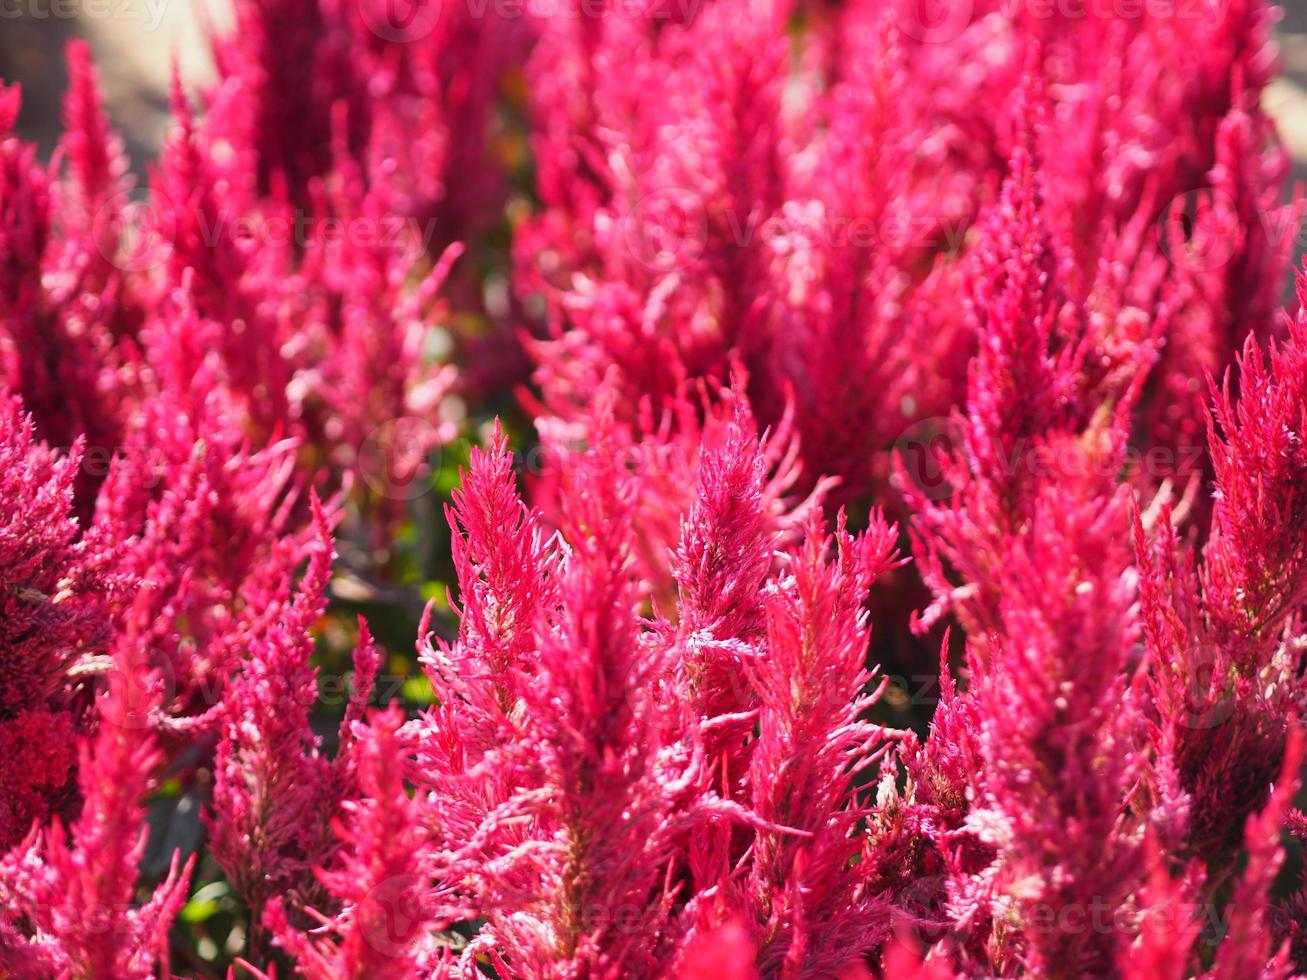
[2,0,1307,975]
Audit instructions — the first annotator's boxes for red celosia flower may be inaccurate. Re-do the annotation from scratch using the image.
[0,710,77,853]
[901,104,1157,973]
[0,395,118,849]
[0,599,193,978]
[0,51,138,514]
[1136,285,1307,864]
[207,498,340,925]
[261,708,440,979]
[1,3,1304,976]
[738,512,903,976]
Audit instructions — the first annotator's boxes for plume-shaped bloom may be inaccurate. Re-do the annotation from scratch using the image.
[0,395,120,849]
[1135,287,1307,864]
[0,49,139,516]
[0,598,193,978]
[902,107,1154,973]
[88,321,315,732]
[415,420,724,976]
[738,513,902,976]
[261,708,440,980]
[207,499,339,934]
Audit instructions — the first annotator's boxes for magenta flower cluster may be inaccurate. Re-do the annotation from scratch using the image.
[2,0,1307,975]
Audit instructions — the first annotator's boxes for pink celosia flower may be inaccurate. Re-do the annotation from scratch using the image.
[261,708,440,980]
[0,597,193,978]
[0,50,139,515]
[207,498,339,932]
[0,395,118,849]
[902,102,1156,973]
[1136,289,1307,864]
[417,422,726,976]
[737,512,902,976]
[0,2,1304,976]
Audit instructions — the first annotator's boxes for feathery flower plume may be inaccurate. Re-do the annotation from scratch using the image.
[739,512,902,976]
[902,100,1153,973]
[1136,291,1307,864]
[0,597,193,977]
[207,498,338,943]
[260,708,440,980]
[0,395,116,849]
